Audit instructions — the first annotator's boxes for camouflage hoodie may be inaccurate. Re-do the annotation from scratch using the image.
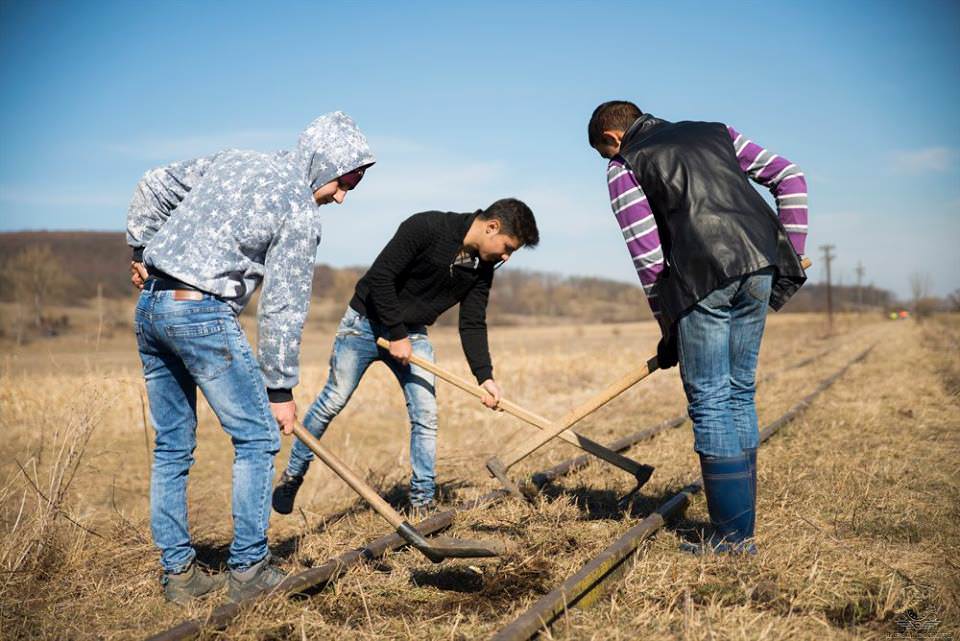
[126,112,375,396]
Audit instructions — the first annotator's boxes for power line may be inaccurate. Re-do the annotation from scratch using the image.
[855,261,865,311]
[820,244,836,328]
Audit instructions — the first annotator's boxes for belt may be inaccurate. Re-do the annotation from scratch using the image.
[146,278,205,301]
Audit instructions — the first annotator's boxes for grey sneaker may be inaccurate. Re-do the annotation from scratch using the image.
[407,499,437,522]
[679,537,758,556]
[272,472,304,515]
[162,562,226,605]
[227,555,287,603]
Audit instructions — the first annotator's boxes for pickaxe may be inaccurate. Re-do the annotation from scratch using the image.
[292,422,506,563]
[375,337,656,502]
[484,355,659,504]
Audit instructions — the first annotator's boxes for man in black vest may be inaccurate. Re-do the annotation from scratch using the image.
[588,101,808,554]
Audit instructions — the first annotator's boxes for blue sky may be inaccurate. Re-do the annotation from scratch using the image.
[1,1,958,298]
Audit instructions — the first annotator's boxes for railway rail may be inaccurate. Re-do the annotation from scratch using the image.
[492,343,875,641]
[145,338,865,641]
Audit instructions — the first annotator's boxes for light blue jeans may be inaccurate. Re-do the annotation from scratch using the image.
[285,307,439,506]
[135,284,280,573]
[677,268,774,458]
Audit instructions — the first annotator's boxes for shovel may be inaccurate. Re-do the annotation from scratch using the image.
[485,257,814,492]
[486,257,813,499]
[291,423,505,563]
[486,355,659,503]
[374,337,655,501]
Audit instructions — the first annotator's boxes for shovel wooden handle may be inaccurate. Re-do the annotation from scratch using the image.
[374,337,653,473]
[499,355,658,469]
[375,337,559,427]
[292,422,405,530]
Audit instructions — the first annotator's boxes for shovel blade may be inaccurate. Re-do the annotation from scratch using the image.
[424,536,509,559]
[397,521,506,563]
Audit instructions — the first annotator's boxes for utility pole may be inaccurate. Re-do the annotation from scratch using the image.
[855,261,865,312]
[96,282,104,351]
[820,244,835,329]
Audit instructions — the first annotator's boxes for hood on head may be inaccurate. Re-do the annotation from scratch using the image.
[297,111,376,195]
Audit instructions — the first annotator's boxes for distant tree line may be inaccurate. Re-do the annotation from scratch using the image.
[781,282,894,313]
[0,232,656,327]
[2,233,957,331]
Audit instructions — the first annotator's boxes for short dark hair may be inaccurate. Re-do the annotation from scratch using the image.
[479,198,539,248]
[588,100,643,147]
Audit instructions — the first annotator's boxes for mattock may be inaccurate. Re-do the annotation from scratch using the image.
[485,355,660,506]
[487,256,814,504]
[292,423,506,562]
[375,337,657,505]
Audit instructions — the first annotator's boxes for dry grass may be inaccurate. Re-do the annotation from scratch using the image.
[0,310,957,640]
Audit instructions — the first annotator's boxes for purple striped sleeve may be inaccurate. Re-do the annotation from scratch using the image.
[607,157,665,323]
[728,126,808,255]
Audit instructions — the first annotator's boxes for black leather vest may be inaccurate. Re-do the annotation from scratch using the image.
[618,115,806,325]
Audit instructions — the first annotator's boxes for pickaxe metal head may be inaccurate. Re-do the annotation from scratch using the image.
[485,456,527,501]
[617,463,655,509]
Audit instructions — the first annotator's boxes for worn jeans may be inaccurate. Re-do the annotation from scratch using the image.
[677,268,774,458]
[135,284,280,573]
[285,307,439,506]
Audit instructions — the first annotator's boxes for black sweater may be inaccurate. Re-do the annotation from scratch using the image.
[350,211,495,383]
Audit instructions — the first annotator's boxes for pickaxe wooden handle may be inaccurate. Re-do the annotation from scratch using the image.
[373,337,650,478]
[488,259,811,472]
[497,355,658,470]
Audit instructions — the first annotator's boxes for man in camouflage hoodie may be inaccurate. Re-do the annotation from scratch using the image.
[126,112,374,603]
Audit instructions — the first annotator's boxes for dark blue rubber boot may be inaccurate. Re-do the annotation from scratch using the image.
[682,452,756,555]
[745,448,757,541]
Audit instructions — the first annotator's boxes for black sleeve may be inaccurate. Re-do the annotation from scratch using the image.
[267,387,294,403]
[459,264,494,383]
[365,215,431,340]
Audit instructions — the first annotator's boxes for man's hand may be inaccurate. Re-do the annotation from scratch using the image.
[656,333,678,370]
[131,261,149,290]
[270,400,297,435]
[389,337,413,366]
[479,378,502,409]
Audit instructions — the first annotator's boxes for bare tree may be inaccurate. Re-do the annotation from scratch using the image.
[908,272,932,307]
[948,289,960,313]
[909,272,938,319]
[4,245,68,330]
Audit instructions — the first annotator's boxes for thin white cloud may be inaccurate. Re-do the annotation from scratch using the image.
[0,185,128,208]
[320,152,639,286]
[891,147,958,174]
[364,135,429,155]
[318,152,507,266]
[102,130,430,163]
[102,129,295,161]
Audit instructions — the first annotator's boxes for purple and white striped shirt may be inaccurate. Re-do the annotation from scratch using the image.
[607,125,808,324]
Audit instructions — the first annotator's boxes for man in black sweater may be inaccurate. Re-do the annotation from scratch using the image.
[273,198,539,513]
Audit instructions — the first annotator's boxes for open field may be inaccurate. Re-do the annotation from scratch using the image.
[1,308,958,640]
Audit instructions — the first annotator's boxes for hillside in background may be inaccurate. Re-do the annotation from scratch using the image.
[2,230,924,329]
[0,231,655,325]
[0,231,131,299]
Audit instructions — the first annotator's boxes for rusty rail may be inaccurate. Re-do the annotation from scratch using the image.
[492,344,875,641]
[146,441,633,640]
[144,341,851,641]
[528,343,834,490]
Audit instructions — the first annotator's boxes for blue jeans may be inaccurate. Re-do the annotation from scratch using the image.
[285,307,439,506]
[135,284,280,573]
[677,268,774,458]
